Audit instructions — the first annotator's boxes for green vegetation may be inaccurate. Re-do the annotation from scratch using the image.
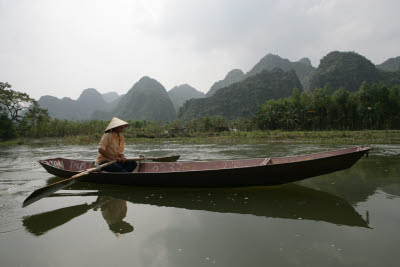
[4,130,399,146]
[0,82,50,140]
[253,82,400,130]
[0,112,398,145]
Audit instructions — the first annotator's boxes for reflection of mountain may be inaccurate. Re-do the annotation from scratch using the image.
[22,182,369,237]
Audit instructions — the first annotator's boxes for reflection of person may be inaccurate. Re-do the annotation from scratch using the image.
[97,117,137,172]
[97,196,134,235]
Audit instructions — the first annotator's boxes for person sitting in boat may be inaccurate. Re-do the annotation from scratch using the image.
[97,117,137,172]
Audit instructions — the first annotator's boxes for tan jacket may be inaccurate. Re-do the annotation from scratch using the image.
[96,132,124,163]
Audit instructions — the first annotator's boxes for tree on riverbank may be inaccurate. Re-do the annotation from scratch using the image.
[0,82,50,139]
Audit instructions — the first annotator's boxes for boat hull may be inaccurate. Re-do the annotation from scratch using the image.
[39,147,370,187]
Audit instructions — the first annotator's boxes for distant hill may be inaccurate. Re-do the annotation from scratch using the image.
[378,69,400,88]
[75,88,107,118]
[246,54,315,87]
[102,92,120,102]
[179,68,302,120]
[37,51,400,122]
[168,84,205,111]
[206,69,245,97]
[37,96,76,120]
[38,88,107,120]
[307,51,400,92]
[376,56,400,72]
[112,76,176,122]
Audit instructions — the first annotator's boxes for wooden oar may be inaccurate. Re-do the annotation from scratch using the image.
[22,155,180,207]
[23,160,117,207]
[146,155,180,162]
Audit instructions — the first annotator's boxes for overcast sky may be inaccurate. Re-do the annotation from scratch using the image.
[1,0,399,100]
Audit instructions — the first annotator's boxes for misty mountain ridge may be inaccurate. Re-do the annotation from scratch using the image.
[38,88,107,120]
[112,76,176,122]
[179,68,302,120]
[37,50,400,122]
[376,56,400,72]
[102,92,120,103]
[308,51,400,92]
[206,69,245,97]
[245,53,316,88]
[168,84,205,111]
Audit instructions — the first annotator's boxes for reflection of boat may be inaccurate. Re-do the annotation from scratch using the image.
[22,183,369,236]
[23,196,133,236]
[23,203,92,236]
[39,147,371,187]
[97,185,370,228]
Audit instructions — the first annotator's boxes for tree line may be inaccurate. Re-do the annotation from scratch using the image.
[1,81,400,141]
[253,82,400,130]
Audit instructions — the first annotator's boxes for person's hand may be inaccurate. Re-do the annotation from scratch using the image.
[119,154,127,163]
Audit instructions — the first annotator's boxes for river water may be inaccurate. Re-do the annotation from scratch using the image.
[0,143,399,267]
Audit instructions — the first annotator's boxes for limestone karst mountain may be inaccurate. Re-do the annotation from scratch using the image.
[179,68,302,120]
[308,51,380,92]
[376,56,400,72]
[102,92,120,103]
[246,53,315,88]
[168,84,205,111]
[206,69,245,97]
[113,76,176,122]
[38,88,107,120]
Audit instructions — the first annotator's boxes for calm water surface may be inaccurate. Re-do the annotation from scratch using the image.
[0,143,399,267]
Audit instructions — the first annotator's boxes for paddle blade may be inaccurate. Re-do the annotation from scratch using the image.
[23,203,91,236]
[151,155,180,162]
[22,179,76,207]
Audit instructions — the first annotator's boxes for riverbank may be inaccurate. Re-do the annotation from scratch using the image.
[1,130,400,146]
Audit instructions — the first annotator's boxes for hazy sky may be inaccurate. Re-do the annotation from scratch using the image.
[1,0,399,100]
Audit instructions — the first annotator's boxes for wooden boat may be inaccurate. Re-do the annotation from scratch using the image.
[38,146,371,187]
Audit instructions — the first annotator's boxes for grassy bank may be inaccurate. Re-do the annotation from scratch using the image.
[2,130,400,146]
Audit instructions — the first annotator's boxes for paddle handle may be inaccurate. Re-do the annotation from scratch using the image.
[126,155,179,162]
[126,157,151,161]
[72,160,117,179]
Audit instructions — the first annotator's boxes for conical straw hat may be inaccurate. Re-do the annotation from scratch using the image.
[105,117,129,132]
